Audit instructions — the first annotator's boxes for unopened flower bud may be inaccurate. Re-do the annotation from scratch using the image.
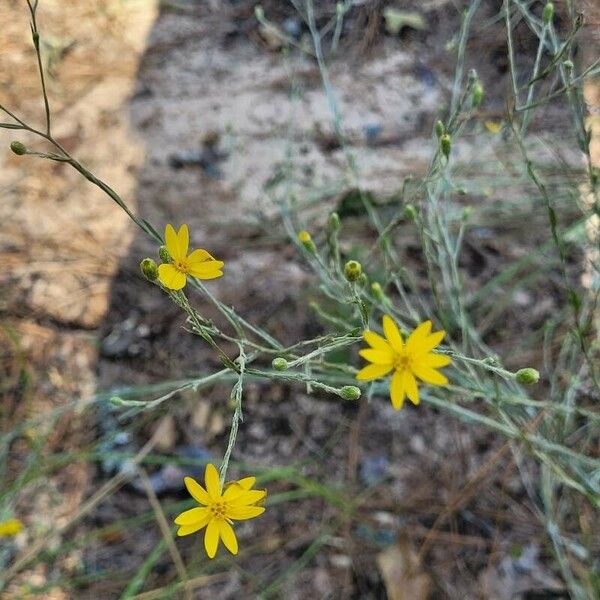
[298,230,317,254]
[272,357,288,371]
[515,368,540,384]
[434,120,445,138]
[542,2,554,25]
[344,260,362,282]
[158,245,171,263]
[140,258,159,281]
[404,203,417,220]
[440,133,451,159]
[340,385,361,401]
[472,81,484,108]
[10,141,27,155]
[563,60,574,71]
[328,212,341,233]
[371,281,384,301]
[462,207,473,221]
[357,272,368,287]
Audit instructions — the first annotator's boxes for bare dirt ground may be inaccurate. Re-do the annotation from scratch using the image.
[1,0,597,598]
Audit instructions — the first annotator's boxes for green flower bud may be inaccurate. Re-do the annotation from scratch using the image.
[440,133,451,159]
[462,206,473,221]
[340,385,361,401]
[140,258,159,281]
[328,212,341,233]
[272,357,288,371]
[10,141,27,155]
[357,272,368,287]
[542,2,554,25]
[158,245,171,263]
[254,5,265,20]
[298,230,317,255]
[515,368,540,384]
[563,60,574,71]
[472,81,484,108]
[434,120,445,138]
[404,203,417,220]
[371,281,384,301]
[344,260,362,282]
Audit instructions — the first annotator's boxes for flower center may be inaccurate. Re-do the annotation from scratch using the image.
[174,259,190,274]
[209,500,228,519]
[393,353,412,371]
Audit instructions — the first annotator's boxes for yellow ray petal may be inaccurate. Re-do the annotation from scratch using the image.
[177,224,189,258]
[204,463,221,499]
[219,520,239,555]
[227,505,265,520]
[228,489,266,507]
[187,248,214,265]
[412,330,446,356]
[236,476,256,490]
[165,224,182,262]
[363,330,392,352]
[191,269,223,280]
[406,321,432,353]
[382,315,404,353]
[390,370,405,410]
[174,507,209,526]
[356,363,393,381]
[177,518,210,537]
[222,483,247,503]
[188,261,225,279]
[223,476,258,499]
[420,353,451,368]
[204,519,220,558]
[184,477,211,505]
[412,364,449,386]
[403,370,420,405]
[158,263,187,290]
[358,348,393,365]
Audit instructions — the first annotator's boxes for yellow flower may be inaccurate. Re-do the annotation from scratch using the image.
[158,224,224,290]
[0,518,23,537]
[174,463,266,559]
[356,315,451,410]
[484,120,503,134]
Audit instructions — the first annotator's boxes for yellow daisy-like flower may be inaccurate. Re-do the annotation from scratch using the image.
[158,224,224,290]
[174,463,266,559]
[356,315,451,410]
[0,518,23,537]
